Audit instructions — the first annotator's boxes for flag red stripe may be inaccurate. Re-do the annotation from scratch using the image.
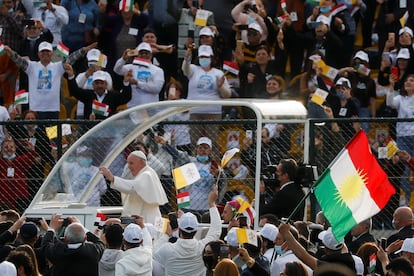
[346,130,395,209]
[177,191,189,198]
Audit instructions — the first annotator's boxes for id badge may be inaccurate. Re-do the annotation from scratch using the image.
[78,13,86,24]
[400,0,407,8]
[290,12,298,22]
[339,107,347,117]
[7,167,14,177]
[128,28,138,36]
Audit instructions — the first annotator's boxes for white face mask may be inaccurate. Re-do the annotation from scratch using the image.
[199,57,211,68]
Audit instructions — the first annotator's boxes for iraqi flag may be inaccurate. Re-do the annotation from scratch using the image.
[223,61,239,76]
[314,130,395,242]
[92,100,109,117]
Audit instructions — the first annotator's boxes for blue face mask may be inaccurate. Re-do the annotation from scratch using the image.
[8,8,13,13]
[274,245,285,255]
[320,6,332,13]
[199,57,211,68]
[79,157,93,167]
[3,153,16,160]
[337,91,345,100]
[196,155,209,162]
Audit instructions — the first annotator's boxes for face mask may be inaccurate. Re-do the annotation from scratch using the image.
[274,245,285,255]
[8,8,13,13]
[320,6,332,13]
[199,57,211,68]
[337,91,345,100]
[3,153,16,160]
[196,155,209,162]
[79,157,93,167]
[23,125,38,130]
[88,61,98,67]
[27,36,40,41]
[203,255,217,270]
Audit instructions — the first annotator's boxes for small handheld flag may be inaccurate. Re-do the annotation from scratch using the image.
[221,148,240,167]
[177,191,190,209]
[14,89,28,105]
[172,163,201,190]
[57,42,69,59]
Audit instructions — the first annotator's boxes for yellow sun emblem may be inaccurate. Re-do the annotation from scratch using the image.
[335,168,368,206]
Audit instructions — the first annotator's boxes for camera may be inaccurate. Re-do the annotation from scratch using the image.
[23,19,35,27]
[243,4,258,13]
[26,217,42,225]
[168,212,178,230]
[120,216,136,225]
[237,24,248,31]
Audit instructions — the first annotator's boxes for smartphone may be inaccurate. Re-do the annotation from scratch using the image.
[219,244,230,259]
[120,216,136,225]
[168,87,176,99]
[238,215,248,228]
[391,66,399,80]
[23,19,35,27]
[380,237,387,250]
[26,217,42,225]
[127,49,138,57]
[168,212,178,230]
[246,130,253,139]
[388,32,395,44]
[237,24,248,31]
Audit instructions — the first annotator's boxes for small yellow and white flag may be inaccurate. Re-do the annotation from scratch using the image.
[172,163,201,190]
[400,11,409,28]
[45,124,72,139]
[387,139,399,159]
[311,88,329,106]
[154,217,169,233]
[221,148,240,167]
[194,9,208,26]
[236,228,258,246]
[316,60,339,80]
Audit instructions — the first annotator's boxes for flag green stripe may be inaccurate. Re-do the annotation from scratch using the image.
[315,168,357,241]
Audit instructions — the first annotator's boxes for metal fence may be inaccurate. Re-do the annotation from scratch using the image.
[2,117,412,235]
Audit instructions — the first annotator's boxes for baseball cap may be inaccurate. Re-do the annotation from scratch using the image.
[335,77,351,89]
[87,49,101,61]
[260,223,278,242]
[248,22,263,34]
[316,15,331,26]
[0,261,17,276]
[353,50,369,63]
[397,48,410,60]
[178,212,198,233]
[396,238,414,254]
[137,42,152,53]
[399,26,413,38]
[353,255,364,276]
[123,223,143,244]
[199,27,214,37]
[38,41,53,52]
[318,227,343,250]
[130,150,147,161]
[196,137,212,148]
[225,227,239,247]
[92,70,107,82]
[20,222,39,239]
[198,45,214,57]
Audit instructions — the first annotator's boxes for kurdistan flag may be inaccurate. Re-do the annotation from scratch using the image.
[314,130,395,242]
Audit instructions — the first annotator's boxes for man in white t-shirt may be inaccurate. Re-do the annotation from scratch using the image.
[113,42,164,110]
[5,41,94,119]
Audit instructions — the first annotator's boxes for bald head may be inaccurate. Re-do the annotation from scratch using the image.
[393,207,413,230]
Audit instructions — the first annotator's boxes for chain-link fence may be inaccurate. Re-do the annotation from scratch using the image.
[2,116,413,236]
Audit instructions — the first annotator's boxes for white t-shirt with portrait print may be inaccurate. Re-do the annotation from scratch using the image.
[185,64,229,115]
[25,61,65,112]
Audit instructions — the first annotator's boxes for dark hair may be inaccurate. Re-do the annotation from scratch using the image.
[142,28,156,36]
[22,110,38,120]
[386,257,414,276]
[259,214,280,226]
[180,229,197,239]
[243,235,262,259]
[203,240,224,258]
[7,250,34,276]
[165,79,184,99]
[16,244,41,276]
[255,45,271,56]
[0,209,20,222]
[279,158,298,181]
[284,261,309,276]
[103,224,123,249]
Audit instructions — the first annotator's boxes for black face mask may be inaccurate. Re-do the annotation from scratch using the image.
[203,255,217,270]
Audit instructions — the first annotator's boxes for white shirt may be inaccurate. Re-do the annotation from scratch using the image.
[153,206,222,276]
[387,91,414,137]
[26,61,65,112]
[113,58,164,108]
[0,106,9,145]
[271,250,313,276]
[185,64,230,115]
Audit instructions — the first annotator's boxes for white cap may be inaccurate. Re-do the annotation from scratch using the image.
[198,45,214,57]
[196,137,212,148]
[130,150,147,161]
[318,227,344,250]
[199,27,214,37]
[87,49,101,61]
[92,70,107,82]
[225,227,239,247]
[260,223,278,242]
[399,26,413,38]
[397,48,410,60]
[248,22,263,34]
[123,223,143,244]
[0,261,16,276]
[137,42,152,53]
[396,238,414,254]
[316,15,331,26]
[335,77,351,88]
[178,212,198,233]
[38,41,53,52]
[353,50,369,63]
